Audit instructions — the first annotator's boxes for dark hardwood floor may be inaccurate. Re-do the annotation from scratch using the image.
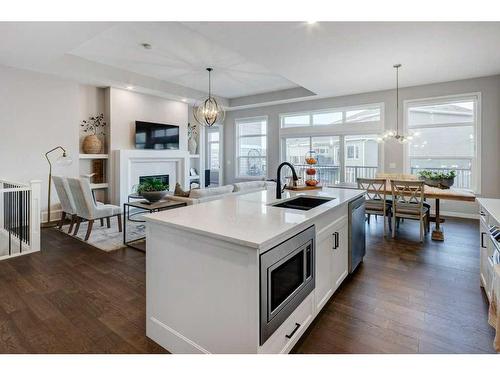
[294,217,495,354]
[0,217,495,353]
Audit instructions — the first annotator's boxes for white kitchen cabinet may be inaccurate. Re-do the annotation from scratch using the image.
[479,209,493,301]
[315,217,348,312]
[332,221,349,291]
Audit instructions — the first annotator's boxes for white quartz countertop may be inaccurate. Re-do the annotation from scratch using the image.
[144,187,364,249]
[477,198,500,224]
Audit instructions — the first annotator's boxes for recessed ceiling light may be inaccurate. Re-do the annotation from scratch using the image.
[181,98,187,102]
[307,21,318,25]
[126,85,134,90]
[141,43,152,50]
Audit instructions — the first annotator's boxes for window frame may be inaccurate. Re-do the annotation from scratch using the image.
[235,116,268,179]
[403,92,481,193]
[279,103,384,184]
[280,102,384,132]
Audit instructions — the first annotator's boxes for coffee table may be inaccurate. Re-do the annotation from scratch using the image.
[123,199,187,251]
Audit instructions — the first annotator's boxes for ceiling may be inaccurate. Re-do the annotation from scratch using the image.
[70,22,297,98]
[0,22,499,107]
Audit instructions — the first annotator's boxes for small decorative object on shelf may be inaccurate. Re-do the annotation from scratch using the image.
[187,122,198,154]
[418,170,456,189]
[304,150,320,187]
[81,113,106,154]
[136,178,169,203]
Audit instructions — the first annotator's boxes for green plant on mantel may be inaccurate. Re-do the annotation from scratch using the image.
[418,170,456,180]
[136,179,169,195]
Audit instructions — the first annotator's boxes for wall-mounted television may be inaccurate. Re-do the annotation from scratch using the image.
[135,121,180,150]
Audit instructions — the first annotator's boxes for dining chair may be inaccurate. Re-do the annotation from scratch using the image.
[67,177,122,241]
[357,178,392,236]
[390,179,429,242]
[377,172,431,232]
[376,172,418,180]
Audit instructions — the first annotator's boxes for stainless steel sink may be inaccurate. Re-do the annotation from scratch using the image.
[271,196,334,211]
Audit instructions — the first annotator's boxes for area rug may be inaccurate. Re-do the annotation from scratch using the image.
[59,217,146,252]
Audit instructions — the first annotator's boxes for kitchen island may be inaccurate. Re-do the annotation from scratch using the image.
[144,187,365,353]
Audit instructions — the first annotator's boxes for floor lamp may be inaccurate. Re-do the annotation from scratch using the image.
[43,146,73,227]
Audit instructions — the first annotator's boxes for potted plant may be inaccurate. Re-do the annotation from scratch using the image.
[81,113,106,154]
[136,178,170,203]
[418,170,457,189]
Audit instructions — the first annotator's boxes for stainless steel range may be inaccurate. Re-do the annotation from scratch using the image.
[259,225,315,345]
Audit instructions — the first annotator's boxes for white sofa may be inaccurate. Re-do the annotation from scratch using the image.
[169,180,276,205]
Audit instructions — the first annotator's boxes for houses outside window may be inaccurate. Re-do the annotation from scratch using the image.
[405,94,480,191]
[280,104,383,185]
[235,116,267,178]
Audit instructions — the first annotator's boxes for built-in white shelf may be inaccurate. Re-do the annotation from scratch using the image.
[189,154,200,158]
[189,175,200,180]
[90,183,109,189]
[79,154,109,160]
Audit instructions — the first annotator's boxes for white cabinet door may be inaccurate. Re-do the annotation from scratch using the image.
[479,217,492,300]
[332,222,349,291]
[315,218,348,312]
[315,224,335,311]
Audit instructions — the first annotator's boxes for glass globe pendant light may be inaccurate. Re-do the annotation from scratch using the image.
[193,68,225,127]
[377,64,413,144]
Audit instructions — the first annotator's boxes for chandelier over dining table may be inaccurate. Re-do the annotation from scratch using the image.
[378,64,414,144]
[193,67,225,127]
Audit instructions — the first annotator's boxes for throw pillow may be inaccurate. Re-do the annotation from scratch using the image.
[174,183,190,197]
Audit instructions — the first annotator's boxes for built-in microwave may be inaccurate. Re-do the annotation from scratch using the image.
[259,225,315,345]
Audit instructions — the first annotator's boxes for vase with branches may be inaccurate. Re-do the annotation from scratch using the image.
[81,113,107,154]
[188,122,199,154]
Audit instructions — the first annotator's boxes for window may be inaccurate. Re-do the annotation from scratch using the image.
[346,145,359,159]
[405,94,480,191]
[281,104,381,128]
[280,104,383,185]
[207,129,220,170]
[236,117,267,178]
[283,134,378,185]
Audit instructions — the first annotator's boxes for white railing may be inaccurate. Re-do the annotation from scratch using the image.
[0,179,41,260]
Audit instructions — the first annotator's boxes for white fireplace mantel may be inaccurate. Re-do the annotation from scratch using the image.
[113,149,190,206]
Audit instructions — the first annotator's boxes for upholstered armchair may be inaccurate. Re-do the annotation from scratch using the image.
[67,177,122,241]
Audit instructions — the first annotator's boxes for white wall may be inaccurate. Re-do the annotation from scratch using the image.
[224,75,500,217]
[107,88,189,203]
[79,85,106,153]
[0,64,82,221]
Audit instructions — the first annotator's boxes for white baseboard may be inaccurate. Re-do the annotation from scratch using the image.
[440,210,479,220]
[40,209,63,224]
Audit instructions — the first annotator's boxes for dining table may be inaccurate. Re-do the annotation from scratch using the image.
[328,182,476,241]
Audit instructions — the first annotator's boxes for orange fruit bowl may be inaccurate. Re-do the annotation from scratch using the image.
[305,179,319,186]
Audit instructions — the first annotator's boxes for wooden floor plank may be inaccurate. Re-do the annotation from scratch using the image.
[0,217,495,353]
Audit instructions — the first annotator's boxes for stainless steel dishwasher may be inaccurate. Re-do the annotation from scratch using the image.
[348,195,366,273]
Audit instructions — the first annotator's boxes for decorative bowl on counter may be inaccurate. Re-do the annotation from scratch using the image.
[305,179,319,187]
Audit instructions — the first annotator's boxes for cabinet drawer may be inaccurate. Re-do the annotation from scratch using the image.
[259,292,314,354]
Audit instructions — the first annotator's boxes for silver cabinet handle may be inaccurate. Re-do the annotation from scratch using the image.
[285,323,301,339]
[481,232,486,248]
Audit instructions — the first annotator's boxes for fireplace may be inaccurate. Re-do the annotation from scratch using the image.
[139,174,169,186]
[113,149,190,206]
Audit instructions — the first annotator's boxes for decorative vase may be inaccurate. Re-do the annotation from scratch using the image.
[82,134,102,154]
[188,137,197,154]
[141,190,168,203]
